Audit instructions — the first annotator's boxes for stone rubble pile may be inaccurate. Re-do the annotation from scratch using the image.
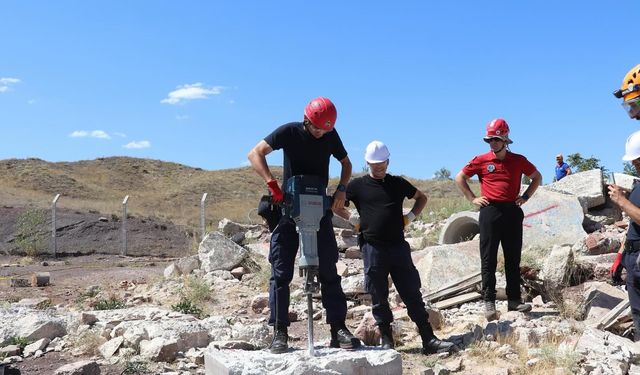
[1,169,640,374]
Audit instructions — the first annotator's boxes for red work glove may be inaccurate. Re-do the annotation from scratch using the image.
[610,252,624,284]
[267,180,284,204]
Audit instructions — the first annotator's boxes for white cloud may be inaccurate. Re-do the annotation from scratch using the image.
[70,130,89,138]
[0,77,20,93]
[161,83,224,105]
[113,132,127,138]
[123,140,151,149]
[69,130,111,139]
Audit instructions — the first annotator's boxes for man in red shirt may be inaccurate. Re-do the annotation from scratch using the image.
[454,119,542,321]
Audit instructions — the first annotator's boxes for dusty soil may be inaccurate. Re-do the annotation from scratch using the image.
[0,254,173,375]
[0,254,171,306]
[0,252,436,374]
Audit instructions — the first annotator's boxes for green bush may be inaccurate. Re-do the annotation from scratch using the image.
[94,297,126,310]
[122,360,151,374]
[15,207,48,257]
[9,336,30,349]
[183,276,211,304]
[171,299,204,318]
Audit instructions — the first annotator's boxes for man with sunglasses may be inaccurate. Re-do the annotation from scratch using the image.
[454,119,542,321]
[247,97,360,353]
[608,65,640,341]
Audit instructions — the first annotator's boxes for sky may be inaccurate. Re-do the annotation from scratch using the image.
[1,1,638,183]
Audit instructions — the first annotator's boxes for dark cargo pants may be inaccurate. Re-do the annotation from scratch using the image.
[268,213,347,327]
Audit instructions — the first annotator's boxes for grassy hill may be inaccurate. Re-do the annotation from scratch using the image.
[0,157,475,232]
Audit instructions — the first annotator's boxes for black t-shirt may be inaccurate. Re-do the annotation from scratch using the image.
[264,122,347,187]
[346,174,417,245]
[627,184,640,241]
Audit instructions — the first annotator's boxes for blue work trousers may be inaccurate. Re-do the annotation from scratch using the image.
[268,214,347,327]
[623,250,640,341]
[362,240,429,328]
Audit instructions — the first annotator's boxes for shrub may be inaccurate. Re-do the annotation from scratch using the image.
[171,299,204,318]
[183,275,211,304]
[93,297,126,310]
[68,330,105,356]
[9,336,30,349]
[15,207,48,257]
[122,360,151,374]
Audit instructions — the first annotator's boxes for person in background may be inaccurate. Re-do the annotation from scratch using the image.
[454,118,542,321]
[554,154,571,181]
[247,97,360,353]
[335,140,457,354]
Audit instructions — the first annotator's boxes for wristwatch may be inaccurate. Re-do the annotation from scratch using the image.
[337,184,346,192]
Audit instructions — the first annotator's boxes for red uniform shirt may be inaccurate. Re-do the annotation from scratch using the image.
[462,151,537,202]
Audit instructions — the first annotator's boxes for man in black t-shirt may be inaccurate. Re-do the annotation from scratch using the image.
[247,97,360,353]
[335,140,457,354]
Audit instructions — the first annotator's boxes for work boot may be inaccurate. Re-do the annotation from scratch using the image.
[269,325,288,354]
[329,323,361,349]
[379,324,394,349]
[507,300,532,312]
[419,325,458,354]
[484,300,498,321]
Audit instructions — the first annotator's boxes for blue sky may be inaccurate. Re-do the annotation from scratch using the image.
[0,1,637,182]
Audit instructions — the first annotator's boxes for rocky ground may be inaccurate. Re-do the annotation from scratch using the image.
[2,169,640,374]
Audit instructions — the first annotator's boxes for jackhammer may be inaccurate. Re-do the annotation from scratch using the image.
[282,175,332,356]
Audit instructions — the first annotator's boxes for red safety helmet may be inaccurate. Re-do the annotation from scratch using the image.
[484,118,513,144]
[304,97,337,131]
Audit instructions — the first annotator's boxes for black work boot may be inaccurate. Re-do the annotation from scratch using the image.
[269,325,288,354]
[507,300,532,312]
[379,324,394,349]
[419,325,458,355]
[330,323,361,349]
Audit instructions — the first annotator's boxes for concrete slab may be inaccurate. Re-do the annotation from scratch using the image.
[204,346,402,375]
[543,169,605,211]
[415,240,481,293]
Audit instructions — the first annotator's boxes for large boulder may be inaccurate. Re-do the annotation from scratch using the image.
[415,240,481,293]
[199,231,248,272]
[521,189,586,252]
[542,169,605,211]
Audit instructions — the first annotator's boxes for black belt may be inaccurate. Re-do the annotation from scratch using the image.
[625,240,640,253]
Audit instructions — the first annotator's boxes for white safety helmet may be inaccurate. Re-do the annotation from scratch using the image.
[623,130,640,161]
[364,140,390,163]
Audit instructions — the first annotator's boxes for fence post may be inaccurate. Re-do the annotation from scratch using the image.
[51,194,60,257]
[122,195,129,256]
[200,193,208,241]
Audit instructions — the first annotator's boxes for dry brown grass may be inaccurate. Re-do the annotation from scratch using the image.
[0,157,273,228]
[0,158,475,230]
[68,330,106,356]
[468,332,580,375]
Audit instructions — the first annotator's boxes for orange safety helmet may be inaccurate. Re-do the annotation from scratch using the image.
[304,97,337,131]
[614,65,640,119]
[484,118,513,144]
[614,64,640,102]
